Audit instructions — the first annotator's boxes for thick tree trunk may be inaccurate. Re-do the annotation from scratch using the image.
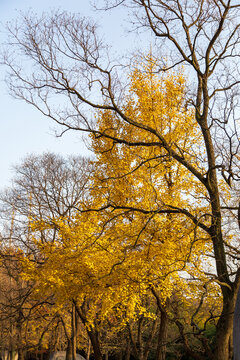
[156,308,168,360]
[205,173,234,360]
[151,289,169,360]
[86,329,103,360]
[215,288,236,360]
[9,351,17,360]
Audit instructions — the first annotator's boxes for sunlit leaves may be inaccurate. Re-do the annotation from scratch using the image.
[21,56,215,332]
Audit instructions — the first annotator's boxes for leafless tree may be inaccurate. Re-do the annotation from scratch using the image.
[0,153,93,250]
[0,243,60,360]
[2,2,240,359]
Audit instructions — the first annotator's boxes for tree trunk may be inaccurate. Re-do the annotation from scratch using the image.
[215,288,236,360]
[156,308,168,360]
[9,351,17,360]
[18,349,24,360]
[17,317,24,360]
[75,302,103,360]
[66,339,73,360]
[125,340,131,360]
[86,338,91,360]
[128,320,147,360]
[71,304,77,360]
[86,329,103,360]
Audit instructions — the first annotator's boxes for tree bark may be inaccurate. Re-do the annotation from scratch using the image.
[125,340,131,360]
[156,308,168,360]
[66,339,73,360]
[86,338,91,360]
[215,287,237,360]
[71,304,77,360]
[86,328,102,360]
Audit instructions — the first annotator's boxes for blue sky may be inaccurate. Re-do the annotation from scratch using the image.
[0,0,146,188]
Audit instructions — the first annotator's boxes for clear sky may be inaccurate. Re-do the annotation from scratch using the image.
[0,0,146,189]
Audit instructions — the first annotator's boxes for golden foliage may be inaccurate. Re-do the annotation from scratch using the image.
[21,55,219,331]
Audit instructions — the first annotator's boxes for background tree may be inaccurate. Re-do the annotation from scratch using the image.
[0,241,59,359]
[0,153,94,359]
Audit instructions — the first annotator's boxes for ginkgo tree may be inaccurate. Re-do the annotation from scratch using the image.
[17,58,222,360]
[90,57,222,359]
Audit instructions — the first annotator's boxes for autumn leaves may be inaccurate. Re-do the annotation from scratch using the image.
[16,56,220,358]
